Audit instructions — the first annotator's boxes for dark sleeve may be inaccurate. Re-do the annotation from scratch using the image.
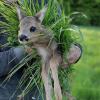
[0,46,26,77]
[0,33,16,76]
[0,48,16,77]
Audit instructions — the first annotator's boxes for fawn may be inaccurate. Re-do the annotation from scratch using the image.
[17,5,62,100]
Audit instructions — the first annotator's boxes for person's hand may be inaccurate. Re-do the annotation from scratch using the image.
[62,43,82,68]
[24,46,33,54]
[13,46,27,62]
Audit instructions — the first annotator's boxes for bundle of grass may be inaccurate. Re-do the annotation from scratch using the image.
[0,0,82,99]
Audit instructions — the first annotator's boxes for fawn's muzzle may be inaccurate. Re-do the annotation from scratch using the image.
[19,35,29,42]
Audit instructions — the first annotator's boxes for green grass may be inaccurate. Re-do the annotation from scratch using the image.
[0,0,78,99]
[71,26,100,100]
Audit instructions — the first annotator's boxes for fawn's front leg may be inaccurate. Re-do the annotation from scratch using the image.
[50,54,62,100]
[37,47,52,100]
[41,61,52,100]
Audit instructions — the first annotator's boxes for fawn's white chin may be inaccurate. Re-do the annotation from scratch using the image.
[18,40,27,44]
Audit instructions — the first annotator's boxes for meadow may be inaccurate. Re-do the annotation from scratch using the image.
[71,26,100,100]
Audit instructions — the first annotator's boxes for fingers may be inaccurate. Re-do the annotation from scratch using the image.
[62,43,82,68]
[67,43,82,64]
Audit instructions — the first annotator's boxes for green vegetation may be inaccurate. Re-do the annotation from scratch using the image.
[62,0,100,26]
[0,0,82,99]
[71,26,100,100]
[1,0,99,99]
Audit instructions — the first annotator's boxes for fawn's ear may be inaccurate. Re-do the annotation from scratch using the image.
[35,5,48,23]
[16,6,26,21]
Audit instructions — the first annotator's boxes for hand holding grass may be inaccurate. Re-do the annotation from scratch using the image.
[62,43,82,68]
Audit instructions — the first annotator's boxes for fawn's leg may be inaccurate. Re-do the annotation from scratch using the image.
[41,61,52,100]
[50,54,62,100]
[37,47,52,100]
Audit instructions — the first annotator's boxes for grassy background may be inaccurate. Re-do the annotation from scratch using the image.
[71,26,100,100]
[62,0,100,26]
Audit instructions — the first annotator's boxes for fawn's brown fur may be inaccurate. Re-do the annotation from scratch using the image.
[17,5,62,100]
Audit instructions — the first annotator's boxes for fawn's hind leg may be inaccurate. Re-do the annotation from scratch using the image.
[50,54,62,100]
[41,61,52,100]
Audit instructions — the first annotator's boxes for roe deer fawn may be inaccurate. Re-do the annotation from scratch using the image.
[17,5,62,100]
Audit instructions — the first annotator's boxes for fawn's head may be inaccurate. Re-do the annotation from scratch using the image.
[17,5,48,45]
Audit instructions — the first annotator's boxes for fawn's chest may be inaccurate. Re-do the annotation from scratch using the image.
[36,41,58,60]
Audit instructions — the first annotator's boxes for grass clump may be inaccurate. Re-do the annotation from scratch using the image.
[0,0,82,99]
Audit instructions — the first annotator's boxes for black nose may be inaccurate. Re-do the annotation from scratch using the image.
[19,35,29,41]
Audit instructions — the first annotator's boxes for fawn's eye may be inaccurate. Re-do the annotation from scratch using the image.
[30,26,36,32]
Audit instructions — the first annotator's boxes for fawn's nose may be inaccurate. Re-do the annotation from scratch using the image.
[19,35,29,41]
